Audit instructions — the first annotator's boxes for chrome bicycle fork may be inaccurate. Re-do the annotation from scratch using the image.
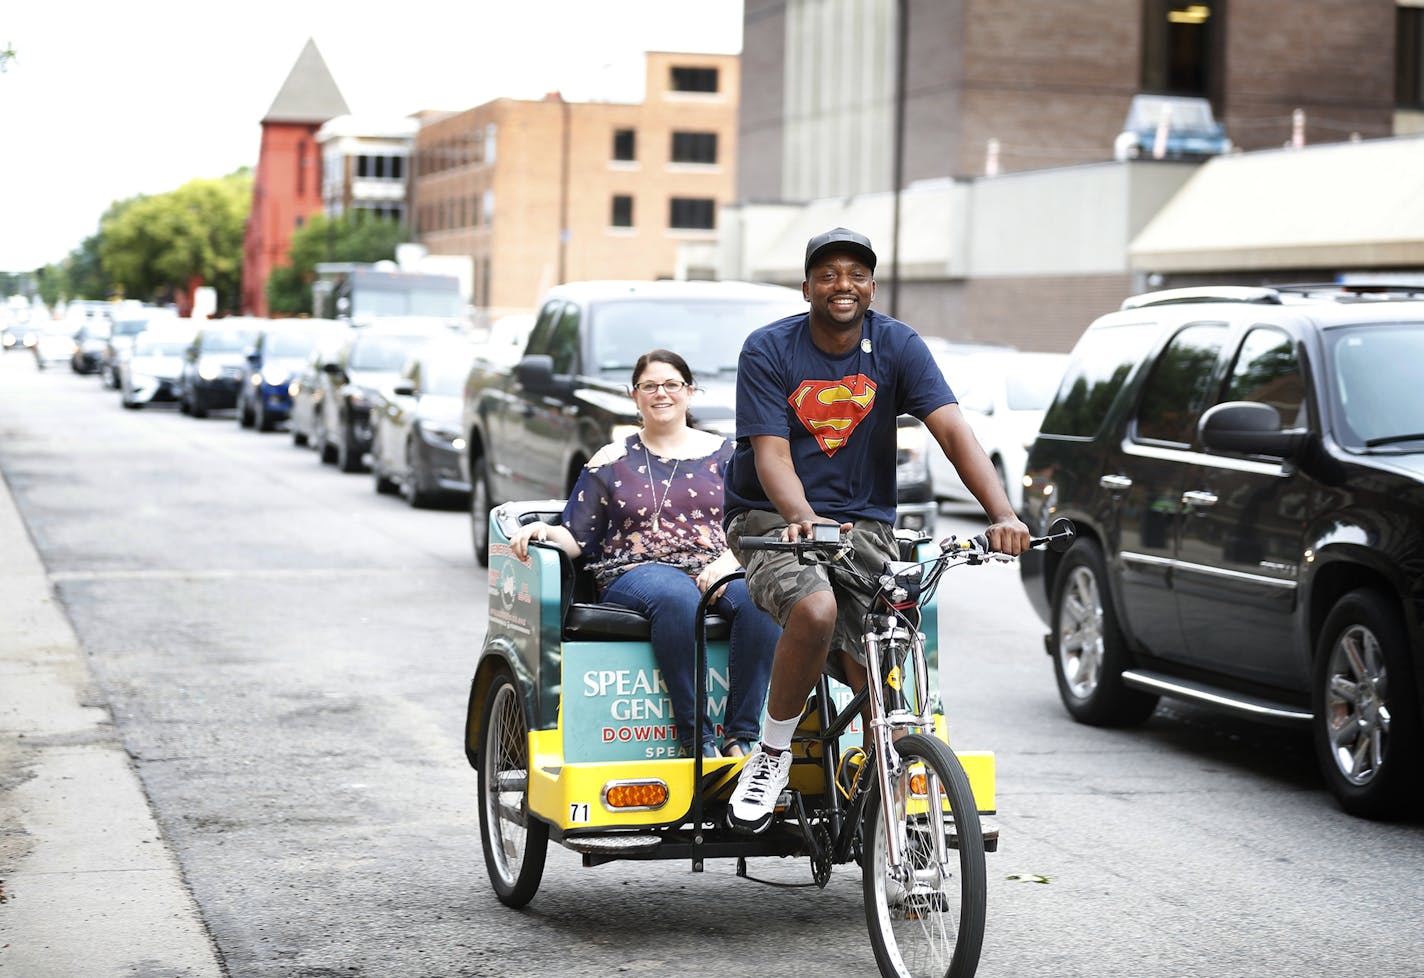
[862,613,941,879]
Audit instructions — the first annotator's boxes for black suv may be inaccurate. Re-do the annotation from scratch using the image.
[1019,285,1424,818]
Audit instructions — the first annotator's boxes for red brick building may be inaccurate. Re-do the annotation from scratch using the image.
[241,39,349,316]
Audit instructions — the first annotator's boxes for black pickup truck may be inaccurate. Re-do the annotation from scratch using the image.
[461,279,940,565]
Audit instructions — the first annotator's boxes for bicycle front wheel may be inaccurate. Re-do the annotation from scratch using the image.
[863,733,987,978]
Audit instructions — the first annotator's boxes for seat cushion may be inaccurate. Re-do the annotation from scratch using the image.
[563,603,731,642]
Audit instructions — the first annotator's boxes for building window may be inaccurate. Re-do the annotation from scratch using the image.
[611,195,634,227]
[671,131,718,164]
[1140,1,1215,97]
[484,123,498,164]
[671,66,719,93]
[297,140,307,195]
[668,197,715,230]
[613,128,636,161]
[482,189,495,226]
[1400,5,1424,108]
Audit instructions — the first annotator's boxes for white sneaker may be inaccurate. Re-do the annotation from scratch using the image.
[726,745,792,834]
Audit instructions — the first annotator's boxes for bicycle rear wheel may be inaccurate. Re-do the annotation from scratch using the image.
[477,673,549,907]
[863,733,987,978]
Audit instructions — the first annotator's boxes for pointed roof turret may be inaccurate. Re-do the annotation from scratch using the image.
[263,38,350,124]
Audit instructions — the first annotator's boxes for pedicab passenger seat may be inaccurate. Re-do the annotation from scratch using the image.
[896,529,934,562]
[556,550,732,642]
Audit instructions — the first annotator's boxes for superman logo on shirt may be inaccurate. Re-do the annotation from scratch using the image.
[788,375,877,457]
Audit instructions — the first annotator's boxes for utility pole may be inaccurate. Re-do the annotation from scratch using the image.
[889,0,908,319]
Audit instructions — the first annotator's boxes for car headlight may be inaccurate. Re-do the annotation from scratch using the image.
[198,359,222,380]
[420,424,461,447]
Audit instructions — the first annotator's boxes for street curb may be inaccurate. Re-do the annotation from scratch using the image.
[0,468,225,977]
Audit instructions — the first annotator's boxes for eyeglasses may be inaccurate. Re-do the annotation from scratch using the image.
[633,380,688,394]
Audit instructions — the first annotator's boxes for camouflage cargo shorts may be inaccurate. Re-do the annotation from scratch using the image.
[726,509,899,665]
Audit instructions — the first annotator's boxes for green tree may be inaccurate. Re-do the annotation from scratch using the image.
[66,234,112,301]
[99,169,252,312]
[266,213,408,315]
[35,264,68,309]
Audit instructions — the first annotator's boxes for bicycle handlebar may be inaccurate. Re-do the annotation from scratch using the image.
[739,516,1076,558]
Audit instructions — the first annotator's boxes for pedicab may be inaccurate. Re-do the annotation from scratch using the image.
[464,497,1075,978]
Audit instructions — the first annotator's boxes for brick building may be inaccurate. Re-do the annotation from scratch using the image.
[241,39,350,317]
[410,51,738,318]
[729,0,1421,351]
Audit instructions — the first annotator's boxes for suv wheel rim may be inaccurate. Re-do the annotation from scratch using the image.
[1324,624,1389,787]
[1059,565,1105,700]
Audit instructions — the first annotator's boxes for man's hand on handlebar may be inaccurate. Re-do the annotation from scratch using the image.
[982,516,1032,556]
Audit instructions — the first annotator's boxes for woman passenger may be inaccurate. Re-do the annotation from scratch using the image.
[508,349,779,759]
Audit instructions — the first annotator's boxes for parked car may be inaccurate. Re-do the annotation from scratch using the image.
[314,318,459,472]
[928,349,1070,512]
[289,326,354,449]
[1113,94,1232,162]
[70,316,112,374]
[178,322,261,417]
[119,322,199,408]
[371,335,478,507]
[1019,283,1424,818]
[104,306,178,387]
[236,319,344,432]
[31,320,78,369]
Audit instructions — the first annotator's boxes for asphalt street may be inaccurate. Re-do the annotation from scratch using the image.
[2,350,1422,978]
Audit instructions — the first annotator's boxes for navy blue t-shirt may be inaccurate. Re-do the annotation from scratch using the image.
[725,309,955,525]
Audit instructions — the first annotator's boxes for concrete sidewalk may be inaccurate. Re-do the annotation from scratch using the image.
[0,471,224,976]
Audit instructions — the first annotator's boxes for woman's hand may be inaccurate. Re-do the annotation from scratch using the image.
[509,520,552,560]
[696,550,741,602]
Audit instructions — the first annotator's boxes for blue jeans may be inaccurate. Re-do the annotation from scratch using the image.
[602,563,779,752]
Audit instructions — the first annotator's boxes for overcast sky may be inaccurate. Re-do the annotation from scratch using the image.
[0,0,744,272]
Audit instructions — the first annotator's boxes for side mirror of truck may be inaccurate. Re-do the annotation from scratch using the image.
[1198,401,1306,458]
[514,354,559,394]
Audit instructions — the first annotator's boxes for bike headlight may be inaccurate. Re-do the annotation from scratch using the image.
[198,358,222,380]
[263,370,290,388]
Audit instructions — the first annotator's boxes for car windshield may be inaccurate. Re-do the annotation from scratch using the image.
[1125,96,1216,132]
[111,317,155,337]
[348,334,432,371]
[423,358,468,396]
[589,298,802,373]
[266,331,323,358]
[1327,322,1424,450]
[134,337,189,357]
[201,330,256,353]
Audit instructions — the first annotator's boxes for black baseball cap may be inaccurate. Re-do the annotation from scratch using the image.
[804,227,877,276]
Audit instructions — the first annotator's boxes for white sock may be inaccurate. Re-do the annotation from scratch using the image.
[761,711,801,753]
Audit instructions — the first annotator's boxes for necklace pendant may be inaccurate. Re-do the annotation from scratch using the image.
[652,516,660,532]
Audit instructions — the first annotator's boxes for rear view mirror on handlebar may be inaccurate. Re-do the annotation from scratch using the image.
[1040,517,1076,553]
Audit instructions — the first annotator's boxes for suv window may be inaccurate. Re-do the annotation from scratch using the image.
[524,300,563,357]
[1134,322,1226,445]
[547,304,581,375]
[1222,327,1306,428]
[1040,322,1158,437]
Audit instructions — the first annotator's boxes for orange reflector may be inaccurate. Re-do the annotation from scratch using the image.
[910,772,929,796]
[603,780,669,810]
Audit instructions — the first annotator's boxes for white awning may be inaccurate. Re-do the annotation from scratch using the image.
[1129,135,1424,272]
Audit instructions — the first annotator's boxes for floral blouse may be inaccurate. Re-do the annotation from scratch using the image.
[561,432,733,591]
